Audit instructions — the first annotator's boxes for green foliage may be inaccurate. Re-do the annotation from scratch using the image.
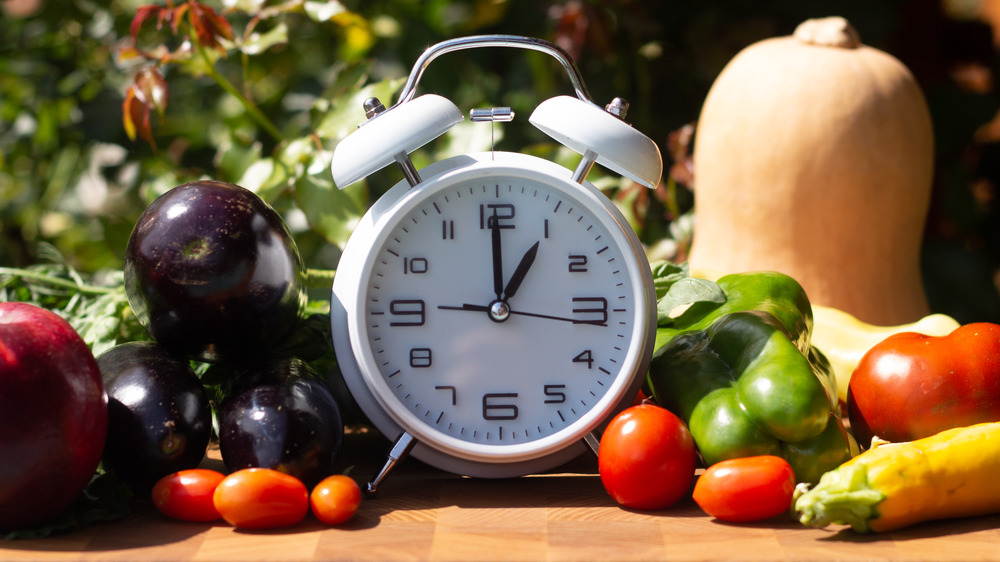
[2,0,999,323]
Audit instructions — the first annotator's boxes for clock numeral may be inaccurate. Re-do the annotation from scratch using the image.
[389,299,425,326]
[572,349,594,369]
[409,347,432,368]
[482,392,519,420]
[479,203,515,229]
[543,384,566,404]
[572,297,608,326]
[568,254,588,273]
[435,385,456,405]
[403,257,428,274]
[442,220,454,240]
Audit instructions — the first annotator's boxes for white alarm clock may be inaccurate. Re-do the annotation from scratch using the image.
[329,35,662,494]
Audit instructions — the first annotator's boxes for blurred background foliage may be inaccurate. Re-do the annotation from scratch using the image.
[2,0,1000,323]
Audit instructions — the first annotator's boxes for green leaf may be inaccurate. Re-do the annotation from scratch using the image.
[304,0,348,22]
[314,77,406,142]
[651,261,726,325]
[241,22,288,55]
[293,151,365,247]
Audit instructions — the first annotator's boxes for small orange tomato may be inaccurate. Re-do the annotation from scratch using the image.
[213,468,309,529]
[310,474,361,525]
[152,469,226,522]
[692,455,796,523]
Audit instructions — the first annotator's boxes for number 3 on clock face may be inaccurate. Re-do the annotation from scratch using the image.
[331,152,656,478]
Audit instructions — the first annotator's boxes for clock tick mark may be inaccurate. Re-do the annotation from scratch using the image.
[433,202,441,214]
[599,367,611,375]
[553,201,561,213]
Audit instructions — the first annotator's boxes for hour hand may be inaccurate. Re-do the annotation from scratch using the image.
[503,241,539,301]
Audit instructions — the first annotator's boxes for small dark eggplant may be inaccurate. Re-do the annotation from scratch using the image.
[124,180,306,363]
[98,341,212,489]
[218,356,343,488]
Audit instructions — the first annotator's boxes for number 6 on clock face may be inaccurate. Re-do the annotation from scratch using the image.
[331,152,656,479]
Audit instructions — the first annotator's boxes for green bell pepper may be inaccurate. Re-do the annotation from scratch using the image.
[655,267,814,352]
[649,275,858,483]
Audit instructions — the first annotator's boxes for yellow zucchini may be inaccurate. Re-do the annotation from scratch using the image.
[794,422,1000,532]
[810,304,960,404]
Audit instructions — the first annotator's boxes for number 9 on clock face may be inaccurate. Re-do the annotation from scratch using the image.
[331,152,656,478]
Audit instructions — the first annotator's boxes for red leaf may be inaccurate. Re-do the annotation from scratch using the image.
[187,1,233,52]
[134,67,169,117]
[122,78,159,151]
[130,5,163,41]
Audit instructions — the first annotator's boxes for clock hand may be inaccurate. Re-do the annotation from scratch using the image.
[438,303,490,313]
[437,302,606,327]
[509,309,606,326]
[502,241,539,301]
[491,216,503,300]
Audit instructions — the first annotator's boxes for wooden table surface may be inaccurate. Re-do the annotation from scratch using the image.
[4,430,1000,561]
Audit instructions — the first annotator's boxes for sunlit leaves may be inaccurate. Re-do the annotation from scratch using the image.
[122,67,168,150]
[130,1,232,54]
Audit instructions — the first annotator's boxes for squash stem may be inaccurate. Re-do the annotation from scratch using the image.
[794,462,884,532]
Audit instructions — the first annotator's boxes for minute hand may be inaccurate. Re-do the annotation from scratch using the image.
[509,308,607,326]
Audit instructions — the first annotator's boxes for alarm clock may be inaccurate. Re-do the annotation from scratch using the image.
[329,35,662,494]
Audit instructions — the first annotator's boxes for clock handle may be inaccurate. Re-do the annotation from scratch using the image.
[393,35,594,109]
[365,431,418,497]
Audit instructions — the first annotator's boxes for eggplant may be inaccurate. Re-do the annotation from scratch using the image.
[124,180,306,363]
[218,356,344,488]
[98,341,212,489]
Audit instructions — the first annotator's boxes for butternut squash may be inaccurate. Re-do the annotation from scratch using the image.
[689,16,935,326]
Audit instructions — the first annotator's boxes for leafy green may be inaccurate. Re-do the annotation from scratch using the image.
[651,261,726,326]
[0,245,148,356]
[2,472,132,541]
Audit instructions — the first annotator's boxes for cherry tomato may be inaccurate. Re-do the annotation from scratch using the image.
[847,323,1000,446]
[598,403,697,510]
[310,474,361,525]
[692,455,795,523]
[151,469,226,522]
[213,468,309,529]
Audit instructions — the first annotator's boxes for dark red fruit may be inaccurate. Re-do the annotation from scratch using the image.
[124,180,306,363]
[0,302,108,530]
[218,356,344,488]
[99,341,212,489]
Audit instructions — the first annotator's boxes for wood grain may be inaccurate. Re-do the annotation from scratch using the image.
[2,431,999,561]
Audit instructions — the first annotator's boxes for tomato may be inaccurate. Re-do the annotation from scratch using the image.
[151,469,226,522]
[692,455,795,523]
[598,403,697,510]
[213,468,309,529]
[847,323,1000,445]
[310,474,361,525]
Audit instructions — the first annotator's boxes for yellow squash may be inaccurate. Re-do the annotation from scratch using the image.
[811,304,960,403]
[794,422,1000,532]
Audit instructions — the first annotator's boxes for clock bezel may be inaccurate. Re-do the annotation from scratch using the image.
[331,152,656,478]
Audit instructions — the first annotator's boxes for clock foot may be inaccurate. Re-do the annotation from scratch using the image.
[365,431,417,497]
[583,431,600,457]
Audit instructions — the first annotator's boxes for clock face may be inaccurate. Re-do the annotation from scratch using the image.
[335,153,653,469]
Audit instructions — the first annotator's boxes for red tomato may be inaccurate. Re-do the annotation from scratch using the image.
[310,474,361,525]
[213,468,309,529]
[598,404,697,510]
[692,455,795,523]
[152,469,226,522]
[847,323,1000,446]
